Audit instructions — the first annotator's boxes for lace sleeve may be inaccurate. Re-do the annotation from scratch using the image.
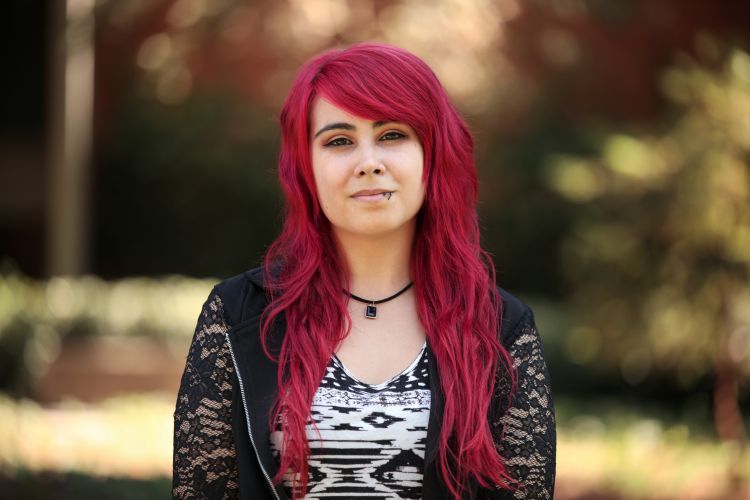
[492,307,557,499]
[173,290,239,499]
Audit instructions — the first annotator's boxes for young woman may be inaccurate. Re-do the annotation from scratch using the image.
[173,43,556,499]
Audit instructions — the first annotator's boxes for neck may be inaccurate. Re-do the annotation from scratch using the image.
[333,223,415,299]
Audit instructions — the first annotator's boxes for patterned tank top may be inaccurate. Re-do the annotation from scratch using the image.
[270,342,431,499]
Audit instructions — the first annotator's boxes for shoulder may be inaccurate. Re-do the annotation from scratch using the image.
[496,286,534,348]
[212,265,269,327]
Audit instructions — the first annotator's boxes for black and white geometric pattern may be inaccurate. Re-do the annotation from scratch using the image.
[270,342,431,499]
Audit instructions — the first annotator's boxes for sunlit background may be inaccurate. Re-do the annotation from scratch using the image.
[2,0,750,498]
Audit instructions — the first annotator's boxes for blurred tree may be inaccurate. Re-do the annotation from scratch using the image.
[94,92,282,278]
[545,39,750,493]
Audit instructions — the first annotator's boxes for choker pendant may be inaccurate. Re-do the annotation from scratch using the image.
[345,282,414,319]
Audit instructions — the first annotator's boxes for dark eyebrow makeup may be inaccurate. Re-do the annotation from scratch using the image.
[314,122,354,139]
[313,120,396,139]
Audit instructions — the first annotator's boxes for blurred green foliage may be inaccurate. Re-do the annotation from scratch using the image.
[544,43,750,390]
[95,93,282,278]
[0,273,212,394]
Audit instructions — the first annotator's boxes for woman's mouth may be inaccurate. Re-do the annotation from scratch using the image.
[352,191,394,201]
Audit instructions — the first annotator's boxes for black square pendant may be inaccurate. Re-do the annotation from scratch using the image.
[365,305,377,319]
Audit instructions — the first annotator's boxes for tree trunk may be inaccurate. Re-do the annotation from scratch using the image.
[713,284,747,497]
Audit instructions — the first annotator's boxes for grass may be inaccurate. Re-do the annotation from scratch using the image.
[0,470,170,500]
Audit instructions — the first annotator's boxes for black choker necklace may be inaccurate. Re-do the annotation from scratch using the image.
[346,282,413,319]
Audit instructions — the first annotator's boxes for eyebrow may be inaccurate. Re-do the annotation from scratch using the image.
[313,120,393,139]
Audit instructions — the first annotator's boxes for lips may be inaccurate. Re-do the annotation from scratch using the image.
[351,189,394,201]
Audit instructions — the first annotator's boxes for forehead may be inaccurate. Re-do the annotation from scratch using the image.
[310,97,367,128]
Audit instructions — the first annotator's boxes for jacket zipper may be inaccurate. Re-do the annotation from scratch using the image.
[224,331,282,500]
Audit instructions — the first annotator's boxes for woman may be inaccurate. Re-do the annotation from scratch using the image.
[173,43,556,499]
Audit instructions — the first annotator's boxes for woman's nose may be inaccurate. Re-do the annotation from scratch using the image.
[356,143,385,176]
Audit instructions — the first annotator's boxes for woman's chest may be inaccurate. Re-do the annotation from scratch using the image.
[270,345,431,498]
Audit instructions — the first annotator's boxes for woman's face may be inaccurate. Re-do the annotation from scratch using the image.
[309,97,425,240]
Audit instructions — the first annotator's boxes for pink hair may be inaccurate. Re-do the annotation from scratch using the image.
[260,42,518,499]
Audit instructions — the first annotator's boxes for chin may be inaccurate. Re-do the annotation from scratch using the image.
[335,221,403,238]
[329,213,418,238]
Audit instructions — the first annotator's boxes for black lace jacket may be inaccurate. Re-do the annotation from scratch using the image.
[173,269,556,499]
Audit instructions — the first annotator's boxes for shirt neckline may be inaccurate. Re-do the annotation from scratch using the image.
[332,340,427,390]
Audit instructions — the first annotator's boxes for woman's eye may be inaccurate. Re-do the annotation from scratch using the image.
[380,131,405,141]
[324,137,352,147]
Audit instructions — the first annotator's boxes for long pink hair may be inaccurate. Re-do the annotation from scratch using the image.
[260,42,518,499]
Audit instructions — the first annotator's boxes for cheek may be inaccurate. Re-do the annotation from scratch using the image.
[314,180,333,215]
[314,170,342,202]
[409,153,426,199]
[311,156,330,198]
[413,183,426,213]
[311,168,345,217]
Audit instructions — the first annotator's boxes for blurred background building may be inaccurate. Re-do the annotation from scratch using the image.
[1,0,750,498]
